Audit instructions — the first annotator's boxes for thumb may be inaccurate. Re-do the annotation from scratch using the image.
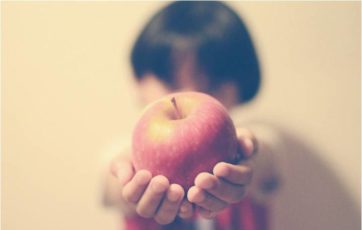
[110,157,135,185]
[236,128,258,160]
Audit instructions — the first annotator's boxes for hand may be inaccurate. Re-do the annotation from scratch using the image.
[110,157,188,225]
[187,128,256,219]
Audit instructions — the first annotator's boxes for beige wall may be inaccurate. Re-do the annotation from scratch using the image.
[2,2,360,230]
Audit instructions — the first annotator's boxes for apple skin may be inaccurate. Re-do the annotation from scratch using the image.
[132,92,239,191]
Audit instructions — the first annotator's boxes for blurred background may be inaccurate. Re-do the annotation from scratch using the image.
[2,2,360,230]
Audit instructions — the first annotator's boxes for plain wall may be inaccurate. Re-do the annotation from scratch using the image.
[2,2,360,230]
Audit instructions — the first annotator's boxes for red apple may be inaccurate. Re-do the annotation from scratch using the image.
[132,92,239,190]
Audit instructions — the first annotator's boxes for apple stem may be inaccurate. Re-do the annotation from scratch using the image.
[171,97,182,119]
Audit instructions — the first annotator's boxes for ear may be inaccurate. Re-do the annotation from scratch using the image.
[137,74,172,104]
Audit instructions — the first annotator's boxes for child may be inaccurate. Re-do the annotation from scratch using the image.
[103,2,280,229]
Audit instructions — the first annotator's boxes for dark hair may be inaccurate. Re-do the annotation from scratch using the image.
[131,1,261,103]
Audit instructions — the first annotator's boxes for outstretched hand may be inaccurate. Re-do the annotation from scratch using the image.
[187,128,257,218]
[110,157,192,225]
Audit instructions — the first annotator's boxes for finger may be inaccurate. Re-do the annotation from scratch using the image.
[178,200,194,219]
[236,128,254,139]
[110,158,134,185]
[213,162,253,185]
[195,172,246,204]
[154,184,184,225]
[236,128,258,159]
[238,137,257,159]
[136,175,169,218]
[187,186,227,212]
[116,164,135,185]
[122,170,152,203]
